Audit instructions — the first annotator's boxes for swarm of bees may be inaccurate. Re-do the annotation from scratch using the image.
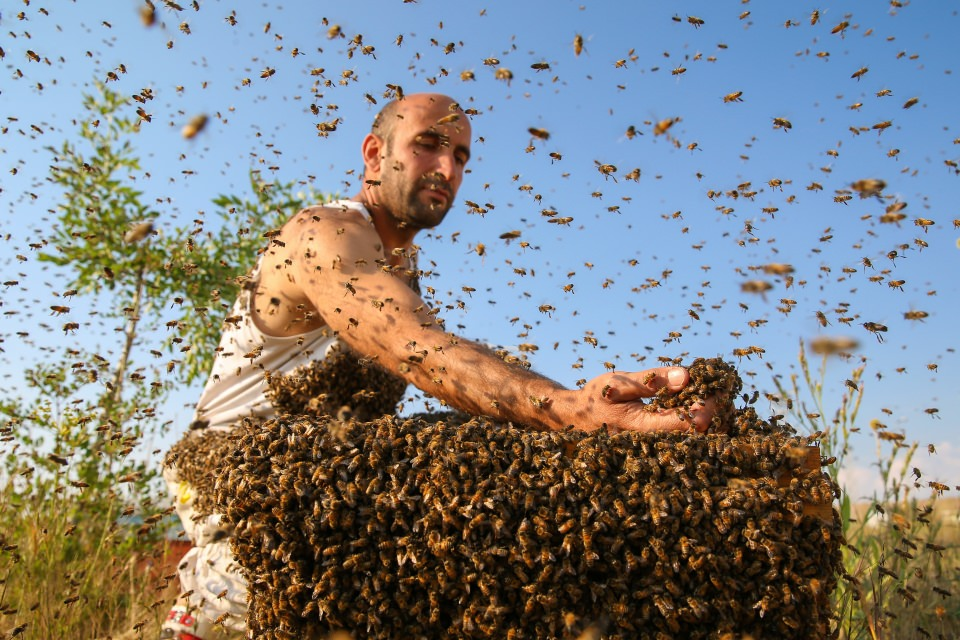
[168,357,841,639]
[265,341,410,422]
[643,357,742,433]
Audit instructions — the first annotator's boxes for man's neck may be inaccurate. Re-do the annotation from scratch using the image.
[352,194,418,258]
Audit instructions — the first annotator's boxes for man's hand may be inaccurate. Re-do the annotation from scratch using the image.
[559,367,717,433]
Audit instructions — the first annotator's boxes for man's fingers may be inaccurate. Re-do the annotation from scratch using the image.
[602,367,688,401]
[688,398,720,433]
[613,408,699,434]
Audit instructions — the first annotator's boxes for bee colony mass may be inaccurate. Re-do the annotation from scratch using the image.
[166,357,842,639]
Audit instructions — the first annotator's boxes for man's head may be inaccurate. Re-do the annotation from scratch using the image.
[360,93,471,231]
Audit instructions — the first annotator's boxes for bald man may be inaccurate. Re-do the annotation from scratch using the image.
[161,93,715,639]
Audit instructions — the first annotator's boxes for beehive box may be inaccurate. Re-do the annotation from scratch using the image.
[168,358,842,639]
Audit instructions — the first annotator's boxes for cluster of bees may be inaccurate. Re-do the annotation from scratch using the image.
[168,357,842,639]
[265,342,410,423]
[643,357,742,433]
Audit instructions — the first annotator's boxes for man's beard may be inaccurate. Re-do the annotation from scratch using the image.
[382,172,453,230]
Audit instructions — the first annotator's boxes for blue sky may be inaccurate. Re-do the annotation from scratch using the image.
[1,0,958,500]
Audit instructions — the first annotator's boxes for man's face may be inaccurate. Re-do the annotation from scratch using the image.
[374,99,471,230]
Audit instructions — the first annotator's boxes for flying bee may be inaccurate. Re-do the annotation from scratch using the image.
[850,66,869,80]
[654,117,677,135]
[740,280,772,294]
[880,211,906,223]
[773,117,793,131]
[573,34,585,56]
[903,310,927,321]
[181,114,208,139]
[851,178,886,198]
[124,221,154,244]
[687,15,705,28]
[903,96,919,109]
[595,161,618,180]
[929,481,948,493]
[862,322,888,342]
[527,127,550,140]
[831,20,849,36]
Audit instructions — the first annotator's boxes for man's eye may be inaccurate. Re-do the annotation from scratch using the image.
[415,135,439,149]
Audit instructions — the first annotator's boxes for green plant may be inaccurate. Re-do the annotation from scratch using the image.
[0,82,325,639]
[773,340,959,640]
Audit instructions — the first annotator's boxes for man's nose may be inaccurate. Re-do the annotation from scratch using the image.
[433,151,458,183]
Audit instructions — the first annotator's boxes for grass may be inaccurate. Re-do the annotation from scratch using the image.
[0,386,180,640]
[0,343,957,639]
[773,342,959,640]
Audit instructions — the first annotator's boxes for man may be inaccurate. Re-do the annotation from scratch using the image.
[161,93,715,639]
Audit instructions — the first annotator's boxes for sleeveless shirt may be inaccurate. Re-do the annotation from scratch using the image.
[191,200,370,432]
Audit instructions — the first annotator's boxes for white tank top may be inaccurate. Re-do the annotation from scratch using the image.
[190,200,368,432]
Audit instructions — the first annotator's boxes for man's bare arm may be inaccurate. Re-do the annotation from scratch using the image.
[289,209,711,432]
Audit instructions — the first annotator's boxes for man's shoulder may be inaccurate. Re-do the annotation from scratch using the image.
[279,202,383,260]
[287,201,371,232]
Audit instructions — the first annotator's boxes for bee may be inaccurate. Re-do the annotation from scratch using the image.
[831,20,849,36]
[573,34,585,56]
[740,280,772,294]
[873,120,893,133]
[773,117,793,131]
[530,61,550,71]
[850,66,869,80]
[722,91,743,103]
[903,310,928,321]
[595,162,618,180]
[124,221,154,244]
[527,127,550,140]
[181,114,208,139]
[687,15,705,28]
[528,395,550,409]
[654,117,677,136]
[880,211,906,223]
[851,178,886,197]
[494,68,513,84]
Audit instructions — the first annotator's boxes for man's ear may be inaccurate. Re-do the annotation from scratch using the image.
[361,133,384,175]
